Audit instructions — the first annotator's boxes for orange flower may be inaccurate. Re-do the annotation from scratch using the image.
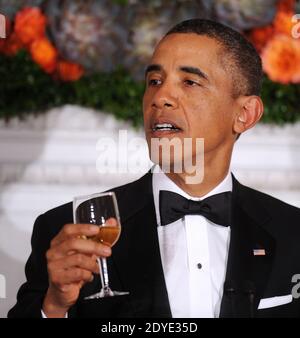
[248,26,274,52]
[0,33,24,56]
[274,10,295,36]
[276,0,295,13]
[248,1,296,52]
[30,37,57,73]
[261,34,300,84]
[15,7,47,45]
[57,60,84,81]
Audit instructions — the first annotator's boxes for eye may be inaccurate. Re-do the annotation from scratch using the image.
[148,78,162,86]
[184,79,199,87]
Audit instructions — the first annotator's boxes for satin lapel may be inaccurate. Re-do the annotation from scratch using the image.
[111,172,171,317]
[220,177,276,318]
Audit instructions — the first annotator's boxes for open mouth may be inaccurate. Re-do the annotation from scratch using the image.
[152,123,181,132]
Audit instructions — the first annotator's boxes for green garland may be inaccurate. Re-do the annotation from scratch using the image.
[0,50,299,126]
[261,77,300,124]
[0,51,144,126]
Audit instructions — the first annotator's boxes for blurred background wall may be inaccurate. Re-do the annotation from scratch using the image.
[0,0,299,317]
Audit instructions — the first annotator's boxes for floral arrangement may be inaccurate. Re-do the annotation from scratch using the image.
[246,0,300,122]
[248,0,300,84]
[0,0,299,125]
[0,6,84,81]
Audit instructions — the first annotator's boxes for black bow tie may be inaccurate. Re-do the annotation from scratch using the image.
[159,190,232,226]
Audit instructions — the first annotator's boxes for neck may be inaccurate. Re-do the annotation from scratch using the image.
[164,148,232,198]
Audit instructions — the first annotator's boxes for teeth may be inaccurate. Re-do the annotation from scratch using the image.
[153,123,179,131]
[156,123,173,128]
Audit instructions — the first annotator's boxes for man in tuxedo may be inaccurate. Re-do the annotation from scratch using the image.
[8,19,300,318]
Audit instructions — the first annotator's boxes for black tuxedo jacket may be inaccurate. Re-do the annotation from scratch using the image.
[8,173,300,318]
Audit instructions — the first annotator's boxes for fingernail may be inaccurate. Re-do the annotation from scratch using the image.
[102,247,111,255]
[90,225,99,232]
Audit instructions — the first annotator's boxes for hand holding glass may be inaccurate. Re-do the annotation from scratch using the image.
[73,192,129,299]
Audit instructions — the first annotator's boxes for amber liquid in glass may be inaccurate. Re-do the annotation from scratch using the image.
[90,226,120,247]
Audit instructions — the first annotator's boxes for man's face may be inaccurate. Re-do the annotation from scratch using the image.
[143,33,241,168]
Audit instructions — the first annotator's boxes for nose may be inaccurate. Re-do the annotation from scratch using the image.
[151,81,178,110]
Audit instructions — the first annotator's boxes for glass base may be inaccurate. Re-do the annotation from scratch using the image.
[84,287,129,300]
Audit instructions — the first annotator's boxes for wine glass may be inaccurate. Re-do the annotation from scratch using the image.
[73,191,129,299]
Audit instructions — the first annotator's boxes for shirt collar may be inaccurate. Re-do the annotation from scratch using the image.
[152,165,233,226]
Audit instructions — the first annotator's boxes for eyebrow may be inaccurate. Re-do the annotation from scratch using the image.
[145,64,162,77]
[145,64,209,82]
[179,66,209,82]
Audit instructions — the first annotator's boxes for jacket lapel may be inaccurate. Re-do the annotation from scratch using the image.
[220,176,276,317]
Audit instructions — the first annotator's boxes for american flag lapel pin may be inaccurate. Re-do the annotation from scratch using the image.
[253,248,266,256]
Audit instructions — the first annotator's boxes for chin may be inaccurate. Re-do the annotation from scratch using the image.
[149,151,183,172]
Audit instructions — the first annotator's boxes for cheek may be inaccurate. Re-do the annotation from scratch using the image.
[142,99,150,123]
[186,99,216,125]
[187,100,231,138]
[142,90,153,112]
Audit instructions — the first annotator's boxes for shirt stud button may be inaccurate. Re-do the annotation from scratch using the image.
[197,263,202,269]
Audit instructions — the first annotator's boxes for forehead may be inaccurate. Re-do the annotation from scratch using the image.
[151,33,222,64]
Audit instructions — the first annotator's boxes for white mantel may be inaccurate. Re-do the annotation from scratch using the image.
[0,105,299,317]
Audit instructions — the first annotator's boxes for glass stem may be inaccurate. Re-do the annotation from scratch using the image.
[98,257,110,295]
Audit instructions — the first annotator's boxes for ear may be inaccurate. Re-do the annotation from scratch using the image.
[233,96,264,135]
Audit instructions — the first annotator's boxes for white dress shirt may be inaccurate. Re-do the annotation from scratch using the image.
[153,165,232,318]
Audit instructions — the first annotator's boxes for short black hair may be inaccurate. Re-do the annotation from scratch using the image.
[165,19,263,97]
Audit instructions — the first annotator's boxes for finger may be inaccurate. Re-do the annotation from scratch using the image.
[48,254,99,274]
[105,218,118,226]
[51,223,100,247]
[51,268,94,285]
[47,238,111,261]
[54,277,93,294]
